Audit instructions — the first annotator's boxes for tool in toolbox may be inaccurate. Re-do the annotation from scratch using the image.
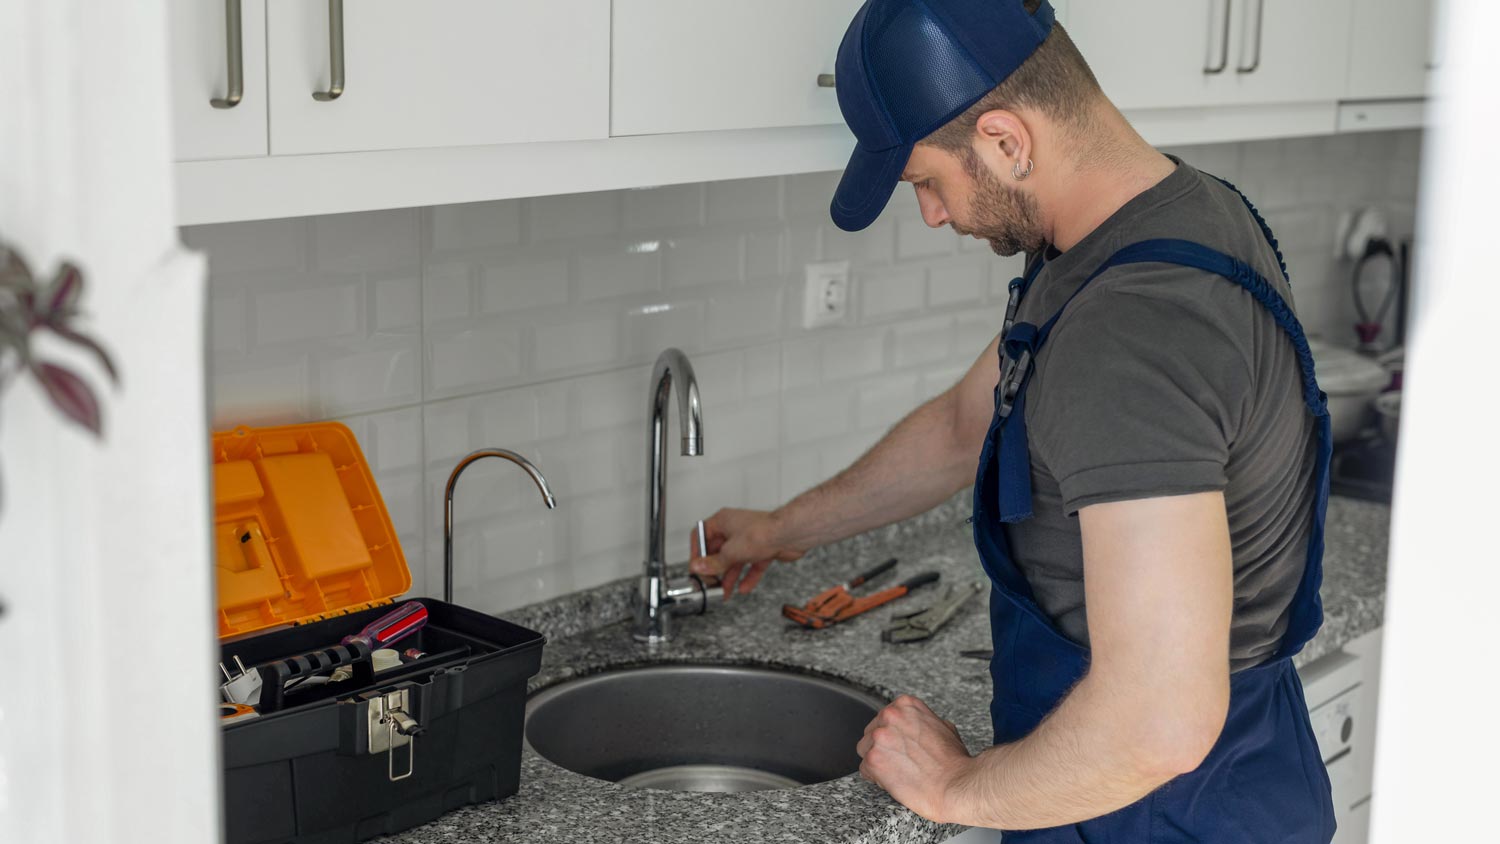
[782,558,942,629]
[211,422,550,844]
[883,580,985,643]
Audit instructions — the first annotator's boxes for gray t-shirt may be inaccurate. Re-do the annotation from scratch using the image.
[1003,157,1318,672]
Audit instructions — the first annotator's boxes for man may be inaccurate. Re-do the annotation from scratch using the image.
[689,1,1337,841]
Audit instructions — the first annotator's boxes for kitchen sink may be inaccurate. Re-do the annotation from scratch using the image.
[524,664,887,792]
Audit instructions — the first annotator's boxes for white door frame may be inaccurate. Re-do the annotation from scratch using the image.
[0,2,219,843]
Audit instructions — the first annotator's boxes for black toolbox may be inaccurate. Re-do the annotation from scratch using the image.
[213,423,545,844]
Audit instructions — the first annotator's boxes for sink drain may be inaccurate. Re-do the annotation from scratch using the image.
[618,764,802,793]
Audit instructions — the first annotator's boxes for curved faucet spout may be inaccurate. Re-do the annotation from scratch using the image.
[652,348,703,457]
[444,449,557,604]
[637,348,707,643]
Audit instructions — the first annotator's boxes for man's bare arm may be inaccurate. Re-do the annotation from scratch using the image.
[691,336,1001,593]
[858,492,1234,829]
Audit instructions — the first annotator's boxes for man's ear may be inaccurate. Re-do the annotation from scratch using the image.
[973,109,1031,171]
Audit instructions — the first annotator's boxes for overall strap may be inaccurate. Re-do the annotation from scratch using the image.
[994,236,1332,657]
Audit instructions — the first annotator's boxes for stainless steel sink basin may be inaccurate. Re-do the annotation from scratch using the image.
[525,664,887,792]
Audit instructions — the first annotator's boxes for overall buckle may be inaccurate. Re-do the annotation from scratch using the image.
[998,348,1032,418]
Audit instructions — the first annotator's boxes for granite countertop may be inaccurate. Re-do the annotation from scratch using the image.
[383,495,1390,844]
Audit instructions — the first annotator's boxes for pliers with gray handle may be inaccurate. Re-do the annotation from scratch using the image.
[882,581,985,643]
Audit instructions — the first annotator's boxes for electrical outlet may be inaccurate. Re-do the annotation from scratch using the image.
[802,261,851,329]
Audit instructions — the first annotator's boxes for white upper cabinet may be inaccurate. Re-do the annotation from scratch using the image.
[1347,0,1438,100]
[1220,0,1356,105]
[169,0,269,161]
[265,0,609,155]
[611,0,863,137]
[1068,0,1353,110]
[1067,0,1230,110]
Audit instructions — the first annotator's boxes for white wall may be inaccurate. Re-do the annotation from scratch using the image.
[0,1,219,842]
[183,130,1423,615]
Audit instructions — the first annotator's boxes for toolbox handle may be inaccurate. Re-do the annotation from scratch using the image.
[255,641,373,714]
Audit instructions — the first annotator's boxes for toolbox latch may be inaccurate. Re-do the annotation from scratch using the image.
[366,687,424,781]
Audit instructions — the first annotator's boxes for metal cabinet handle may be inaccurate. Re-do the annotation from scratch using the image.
[1237,0,1266,74]
[817,74,836,88]
[210,0,244,108]
[1205,0,1232,75]
[312,0,345,101]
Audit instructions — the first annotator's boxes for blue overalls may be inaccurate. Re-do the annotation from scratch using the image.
[971,182,1337,842]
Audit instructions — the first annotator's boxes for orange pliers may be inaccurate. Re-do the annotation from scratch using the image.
[782,558,941,629]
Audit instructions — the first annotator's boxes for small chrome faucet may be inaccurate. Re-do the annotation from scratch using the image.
[633,348,718,643]
[444,449,557,604]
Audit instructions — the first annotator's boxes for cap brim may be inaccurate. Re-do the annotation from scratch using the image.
[829,142,913,233]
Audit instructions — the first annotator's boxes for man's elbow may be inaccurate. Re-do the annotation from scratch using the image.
[1132,695,1229,781]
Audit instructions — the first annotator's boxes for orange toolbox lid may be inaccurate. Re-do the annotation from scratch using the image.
[211,422,411,640]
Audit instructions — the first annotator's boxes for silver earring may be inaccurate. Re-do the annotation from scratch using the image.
[1012,158,1035,181]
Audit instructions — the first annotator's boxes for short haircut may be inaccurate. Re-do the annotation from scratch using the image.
[921,0,1103,154]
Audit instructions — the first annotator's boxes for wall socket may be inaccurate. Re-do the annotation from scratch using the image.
[802,261,851,329]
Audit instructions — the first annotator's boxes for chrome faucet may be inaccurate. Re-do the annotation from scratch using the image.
[634,348,719,643]
[443,449,557,604]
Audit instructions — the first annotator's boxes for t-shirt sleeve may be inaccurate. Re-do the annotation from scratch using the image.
[1027,268,1254,515]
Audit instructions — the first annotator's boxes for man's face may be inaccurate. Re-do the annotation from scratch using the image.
[901,144,1046,257]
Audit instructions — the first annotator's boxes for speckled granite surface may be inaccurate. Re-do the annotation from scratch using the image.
[383,494,1389,844]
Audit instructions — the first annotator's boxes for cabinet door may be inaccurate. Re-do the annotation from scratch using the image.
[1222,0,1355,104]
[169,0,269,161]
[1067,0,1231,110]
[1347,0,1437,100]
[611,0,863,137]
[266,0,609,155]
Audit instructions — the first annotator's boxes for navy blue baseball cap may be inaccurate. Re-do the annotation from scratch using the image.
[830,0,1056,232]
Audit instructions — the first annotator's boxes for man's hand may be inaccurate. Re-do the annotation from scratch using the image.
[855,695,975,823]
[688,508,809,598]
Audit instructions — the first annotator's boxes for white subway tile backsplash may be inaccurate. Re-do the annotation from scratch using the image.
[897,217,958,261]
[782,388,853,446]
[743,345,781,398]
[426,322,524,395]
[473,387,540,445]
[927,260,985,308]
[860,266,926,322]
[427,200,522,255]
[255,282,361,346]
[479,257,568,314]
[372,276,421,332]
[575,245,661,301]
[314,209,419,274]
[363,407,424,472]
[184,218,307,274]
[422,263,474,324]
[195,130,1423,612]
[823,220,896,266]
[526,191,621,242]
[892,316,955,368]
[781,338,822,389]
[705,286,783,346]
[211,357,310,428]
[744,229,785,281]
[821,328,886,382]
[857,373,920,429]
[622,301,707,362]
[317,341,420,417]
[705,176,781,226]
[210,292,247,356]
[663,232,741,288]
[532,313,620,375]
[623,183,705,232]
[783,171,841,220]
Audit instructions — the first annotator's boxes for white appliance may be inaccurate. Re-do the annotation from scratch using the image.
[1299,649,1374,844]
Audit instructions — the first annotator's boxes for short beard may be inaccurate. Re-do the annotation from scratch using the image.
[954,147,1047,258]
